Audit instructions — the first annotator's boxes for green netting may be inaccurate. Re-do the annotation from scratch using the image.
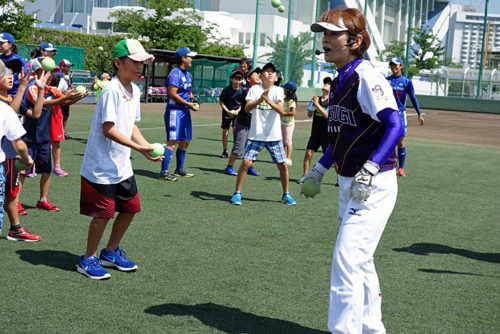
[16,44,85,70]
[188,59,238,103]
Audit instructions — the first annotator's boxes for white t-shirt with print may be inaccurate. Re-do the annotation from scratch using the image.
[246,84,284,142]
[0,102,26,163]
[80,77,140,184]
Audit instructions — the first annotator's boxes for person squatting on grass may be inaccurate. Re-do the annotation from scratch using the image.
[224,67,261,177]
[303,8,403,333]
[281,81,297,167]
[219,68,245,158]
[78,39,162,280]
[0,59,39,242]
[18,59,82,213]
[230,62,296,206]
[158,47,198,182]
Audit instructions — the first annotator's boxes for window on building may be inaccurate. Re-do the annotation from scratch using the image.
[86,0,93,13]
[239,32,244,44]
[97,21,113,30]
[245,33,251,45]
[75,0,84,11]
[64,0,73,12]
[110,0,120,7]
[260,33,266,46]
[96,0,108,7]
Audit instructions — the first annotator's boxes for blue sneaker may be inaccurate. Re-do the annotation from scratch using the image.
[231,191,242,205]
[77,255,111,280]
[248,166,260,176]
[281,192,296,206]
[100,247,138,272]
[224,166,238,176]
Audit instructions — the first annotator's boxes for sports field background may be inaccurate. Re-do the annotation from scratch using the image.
[0,103,498,333]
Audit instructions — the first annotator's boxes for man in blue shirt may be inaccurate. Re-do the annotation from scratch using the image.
[159,47,198,182]
[387,57,424,176]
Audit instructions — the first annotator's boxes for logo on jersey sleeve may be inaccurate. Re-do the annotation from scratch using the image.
[371,84,390,102]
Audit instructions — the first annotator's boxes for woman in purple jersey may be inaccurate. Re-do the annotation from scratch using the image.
[303,8,403,334]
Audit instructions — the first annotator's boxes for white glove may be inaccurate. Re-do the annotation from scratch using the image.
[350,161,380,202]
[299,163,327,197]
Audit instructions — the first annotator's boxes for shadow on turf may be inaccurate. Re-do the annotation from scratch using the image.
[15,249,79,271]
[393,243,500,264]
[144,302,329,333]
[418,269,493,277]
[191,190,278,203]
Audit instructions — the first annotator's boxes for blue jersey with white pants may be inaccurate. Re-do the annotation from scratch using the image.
[165,66,192,141]
[386,74,421,137]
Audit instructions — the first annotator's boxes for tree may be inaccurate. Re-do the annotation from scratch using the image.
[263,32,313,86]
[0,0,37,41]
[377,40,406,62]
[109,0,244,57]
[378,27,445,78]
[410,27,446,71]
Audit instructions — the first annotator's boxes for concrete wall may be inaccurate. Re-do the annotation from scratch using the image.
[297,88,500,115]
[407,95,500,114]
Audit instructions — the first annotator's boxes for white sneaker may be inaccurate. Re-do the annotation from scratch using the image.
[286,159,292,166]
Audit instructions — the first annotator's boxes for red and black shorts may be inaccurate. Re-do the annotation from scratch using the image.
[80,175,141,219]
[3,158,20,198]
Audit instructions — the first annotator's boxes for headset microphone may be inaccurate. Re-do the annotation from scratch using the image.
[315,41,355,56]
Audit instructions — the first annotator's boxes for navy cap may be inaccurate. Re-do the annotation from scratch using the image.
[230,68,244,78]
[40,42,57,51]
[0,32,15,44]
[389,57,403,66]
[245,67,261,79]
[1,57,23,74]
[261,62,277,73]
[175,47,197,60]
[283,81,297,91]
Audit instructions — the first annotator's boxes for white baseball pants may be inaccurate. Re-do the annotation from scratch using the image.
[328,169,398,334]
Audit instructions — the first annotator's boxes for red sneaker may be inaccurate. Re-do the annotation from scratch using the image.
[7,226,41,242]
[36,200,60,212]
[17,202,27,215]
[397,168,406,176]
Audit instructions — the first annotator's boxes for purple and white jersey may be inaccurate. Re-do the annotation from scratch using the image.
[328,59,399,177]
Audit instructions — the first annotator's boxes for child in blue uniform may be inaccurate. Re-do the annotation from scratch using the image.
[386,57,424,176]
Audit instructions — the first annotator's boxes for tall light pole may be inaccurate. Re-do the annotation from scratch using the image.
[310,0,321,87]
[404,0,414,77]
[284,0,293,82]
[252,0,261,69]
[477,0,489,98]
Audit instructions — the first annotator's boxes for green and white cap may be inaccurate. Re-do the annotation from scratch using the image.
[113,39,154,62]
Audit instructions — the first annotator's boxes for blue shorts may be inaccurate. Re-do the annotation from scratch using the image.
[26,141,52,174]
[243,139,286,163]
[165,107,192,141]
[399,110,407,136]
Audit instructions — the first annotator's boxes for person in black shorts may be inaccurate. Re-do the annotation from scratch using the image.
[298,77,332,184]
[219,69,245,158]
[224,67,261,176]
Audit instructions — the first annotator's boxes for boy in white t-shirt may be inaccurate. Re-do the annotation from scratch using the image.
[78,39,162,280]
[230,63,296,206]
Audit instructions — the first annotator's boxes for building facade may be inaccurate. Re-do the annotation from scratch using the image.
[447,4,500,69]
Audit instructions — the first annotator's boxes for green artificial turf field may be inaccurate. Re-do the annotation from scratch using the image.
[0,105,498,333]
